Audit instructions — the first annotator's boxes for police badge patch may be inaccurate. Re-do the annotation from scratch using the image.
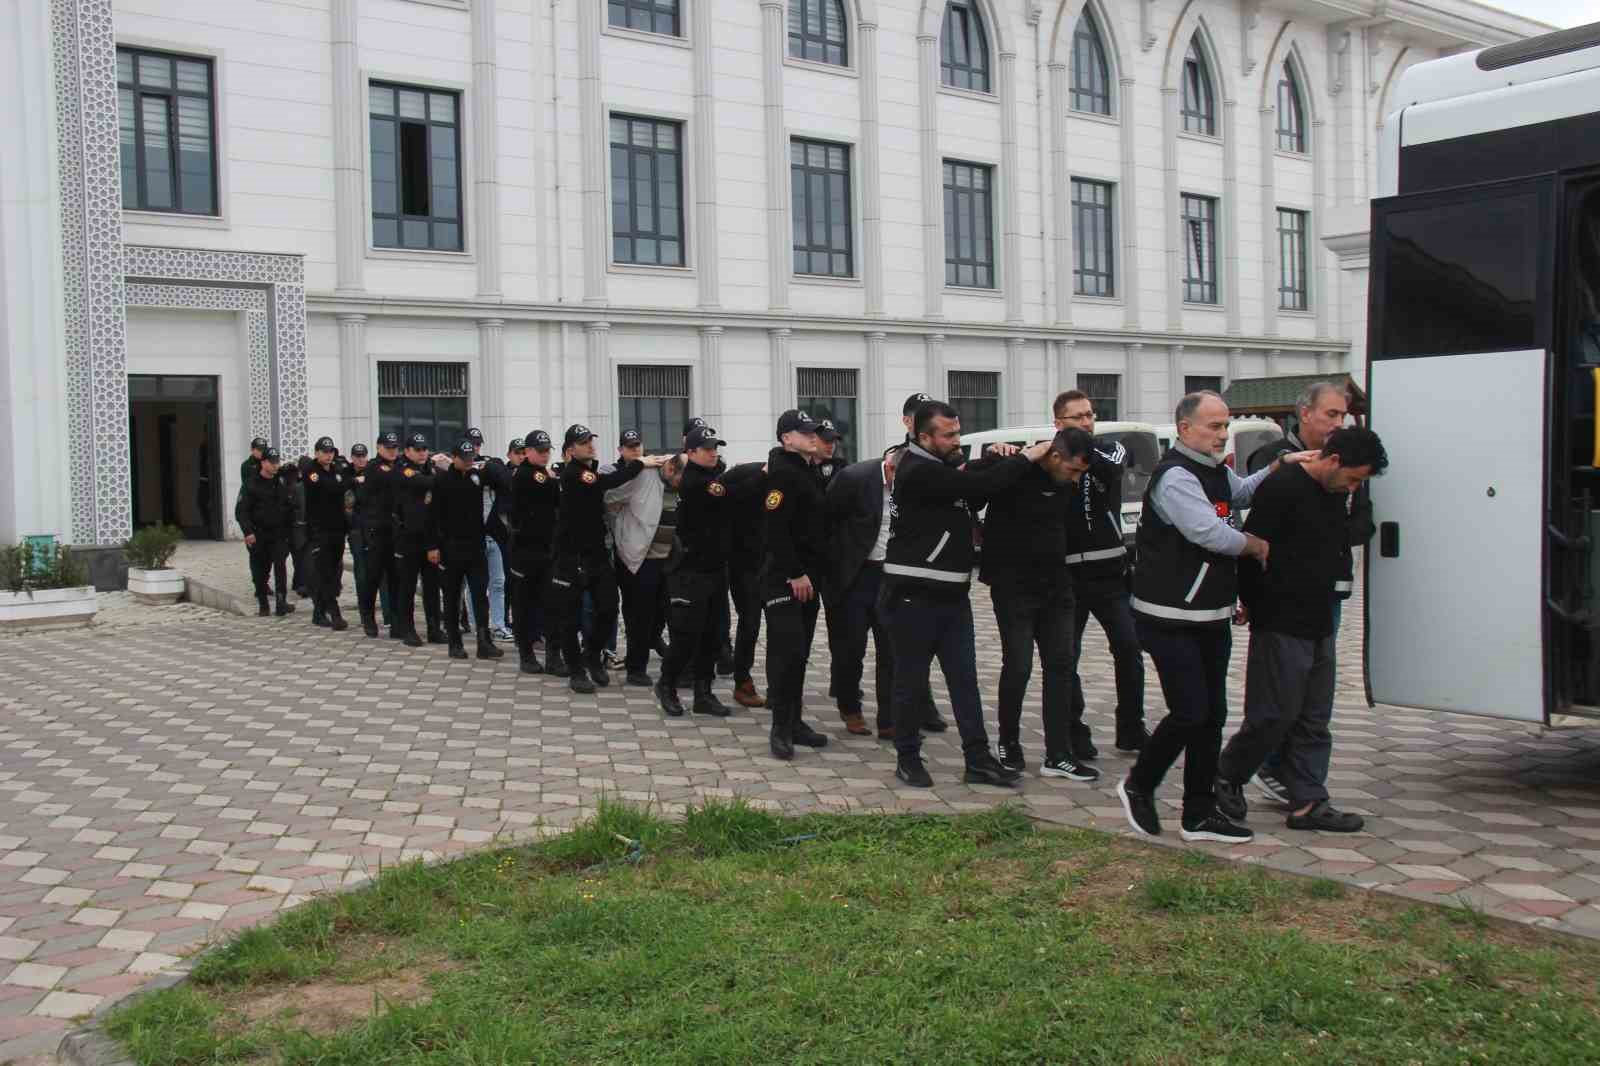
[424,491,433,505]
[535,472,548,483]
[581,470,597,485]
[404,467,417,478]
[765,490,783,511]
[308,472,319,483]
[708,481,726,497]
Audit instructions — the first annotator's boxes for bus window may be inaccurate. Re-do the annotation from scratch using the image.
[1575,187,1600,365]
[1097,431,1160,502]
[1375,187,1545,360]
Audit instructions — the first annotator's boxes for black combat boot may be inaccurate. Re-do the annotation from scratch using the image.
[476,626,504,660]
[769,703,795,761]
[402,629,424,648]
[360,609,379,638]
[656,676,686,717]
[585,654,610,688]
[427,624,448,645]
[519,650,543,675]
[692,680,730,718]
[275,594,294,616]
[547,647,571,677]
[792,711,828,749]
[447,629,468,659]
[328,605,349,632]
[257,596,271,617]
[569,668,596,694]
[312,603,329,627]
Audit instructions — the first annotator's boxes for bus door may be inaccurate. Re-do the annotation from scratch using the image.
[1365,178,1553,723]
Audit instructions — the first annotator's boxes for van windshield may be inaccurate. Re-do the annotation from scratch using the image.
[1097,431,1160,502]
[1233,429,1282,469]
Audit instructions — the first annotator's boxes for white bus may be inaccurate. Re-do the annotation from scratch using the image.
[1366,20,1600,724]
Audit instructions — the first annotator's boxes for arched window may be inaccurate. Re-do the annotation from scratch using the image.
[1070,8,1111,115]
[941,0,990,93]
[789,0,848,67]
[1276,61,1307,153]
[1181,37,1216,136]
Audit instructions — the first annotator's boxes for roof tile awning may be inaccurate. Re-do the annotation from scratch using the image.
[1223,373,1367,417]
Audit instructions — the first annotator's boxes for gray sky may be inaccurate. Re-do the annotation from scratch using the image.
[1487,0,1591,29]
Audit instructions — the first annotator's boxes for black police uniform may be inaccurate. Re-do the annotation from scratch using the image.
[428,459,504,659]
[509,440,560,671]
[725,461,768,696]
[393,452,444,645]
[761,445,831,758]
[354,447,401,635]
[302,453,351,629]
[552,453,644,687]
[235,465,295,613]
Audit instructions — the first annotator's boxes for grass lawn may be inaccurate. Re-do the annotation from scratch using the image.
[105,801,1600,1065]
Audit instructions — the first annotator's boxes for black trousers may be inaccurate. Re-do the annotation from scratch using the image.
[395,537,442,637]
[1127,618,1232,822]
[551,550,619,666]
[440,540,490,642]
[620,558,667,671]
[883,585,990,758]
[663,568,725,684]
[991,580,1078,758]
[509,547,551,659]
[247,538,289,600]
[1218,631,1336,807]
[729,562,763,683]
[309,528,345,616]
[762,574,820,714]
[357,525,399,623]
[1069,574,1146,742]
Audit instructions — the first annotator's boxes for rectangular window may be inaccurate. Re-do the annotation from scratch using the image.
[1078,373,1120,422]
[377,362,469,450]
[1277,208,1309,311]
[1181,194,1218,304]
[943,161,994,289]
[117,47,217,216]
[1184,375,1223,395]
[1071,178,1115,297]
[948,370,1000,433]
[608,0,681,37]
[618,365,692,454]
[791,138,853,277]
[369,82,463,252]
[610,115,685,267]
[796,367,859,460]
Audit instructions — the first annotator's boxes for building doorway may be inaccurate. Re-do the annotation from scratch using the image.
[128,374,223,539]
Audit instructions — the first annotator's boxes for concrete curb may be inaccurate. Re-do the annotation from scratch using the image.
[56,969,192,1066]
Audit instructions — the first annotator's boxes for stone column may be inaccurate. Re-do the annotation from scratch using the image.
[863,330,886,454]
[1057,338,1077,398]
[761,0,789,311]
[692,0,720,308]
[999,53,1023,325]
[1124,342,1144,421]
[578,0,607,305]
[769,327,794,414]
[1048,61,1072,326]
[1226,346,1243,387]
[1259,104,1279,338]
[699,326,724,427]
[859,19,884,316]
[924,333,946,396]
[478,318,506,449]
[1222,99,1242,336]
[918,33,943,319]
[331,0,364,295]
[1169,343,1185,415]
[1266,348,1282,377]
[1161,87,1182,332]
[471,0,502,299]
[1118,75,1141,330]
[337,313,370,447]
[585,321,612,442]
[1005,337,1027,424]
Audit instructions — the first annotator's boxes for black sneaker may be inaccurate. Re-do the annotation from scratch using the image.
[895,753,933,788]
[1215,779,1248,822]
[586,659,610,687]
[1040,754,1099,782]
[1117,778,1161,837]
[1179,812,1254,844]
[625,669,652,688]
[1254,771,1292,806]
[1115,724,1150,754]
[519,655,543,675]
[997,741,1026,772]
[569,672,596,695]
[963,752,1022,788]
[1286,800,1365,833]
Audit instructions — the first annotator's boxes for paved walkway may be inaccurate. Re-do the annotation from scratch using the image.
[2,541,1599,1061]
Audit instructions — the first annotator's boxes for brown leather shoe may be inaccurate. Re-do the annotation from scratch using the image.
[840,711,870,736]
[734,679,766,708]
[876,724,895,740]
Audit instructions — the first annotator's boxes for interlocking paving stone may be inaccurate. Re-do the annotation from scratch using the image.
[1,541,1599,1060]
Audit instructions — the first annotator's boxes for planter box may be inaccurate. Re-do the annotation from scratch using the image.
[127,567,185,605]
[0,587,97,628]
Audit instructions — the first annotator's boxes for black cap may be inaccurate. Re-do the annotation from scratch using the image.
[509,438,525,452]
[564,424,595,449]
[619,428,642,447]
[250,436,269,451]
[261,447,282,463]
[315,436,336,453]
[350,443,369,457]
[816,419,841,442]
[685,425,726,450]
[376,431,399,447]
[407,432,429,450]
[903,393,935,416]
[682,417,707,439]
[453,439,478,459]
[466,427,484,444]
[526,430,553,450]
[776,409,818,439]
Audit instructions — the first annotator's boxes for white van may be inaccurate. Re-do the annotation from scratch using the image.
[1152,417,1283,470]
[960,421,1161,549]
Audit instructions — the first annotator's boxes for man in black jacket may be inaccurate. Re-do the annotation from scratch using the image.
[510,429,559,674]
[975,427,1099,783]
[393,432,444,647]
[354,432,401,637]
[1214,427,1386,834]
[427,439,505,661]
[883,401,1051,789]
[236,448,295,616]
[726,457,769,708]
[303,437,351,631]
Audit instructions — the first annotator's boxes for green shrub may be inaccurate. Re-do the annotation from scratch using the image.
[0,541,89,593]
[122,523,184,570]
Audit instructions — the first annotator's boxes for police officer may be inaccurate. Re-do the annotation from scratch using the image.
[551,424,665,693]
[510,429,560,674]
[393,432,444,647]
[303,436,351,631]
[235,448,295,616]
[655,424,764,718]
[355,431,402,638]
[725,455,769,709]
[241,436,268,487]
[427,440,505,661]
[762,409,833,760]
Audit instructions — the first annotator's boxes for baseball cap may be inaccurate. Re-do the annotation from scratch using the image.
[350,443,369,457]
[261,447,282,463]
[376,431,399,447]
[526,430,553,451]
[685,425,726,450]
[407,432,429,450]
[509,437,526,452]
[315,436,336,453]
[682,417,707,439]
[903,392,935,416]
[619,428,642,447]
[816,419,841,442]
[250,436,269,451]
[776,409,817,439]
[563,424,596,449]
[466,427,484,444]
[453,439,478,459]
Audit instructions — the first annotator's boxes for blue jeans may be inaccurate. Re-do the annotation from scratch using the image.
[466,537,507,632]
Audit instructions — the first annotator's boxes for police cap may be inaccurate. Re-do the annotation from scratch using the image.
[903,392,935,416]
[685,425,726,450]
[315,436,336,453]
[563,424,596,449]
[776,409,817,439]
[350,443,369,457]
[376,431,400,447]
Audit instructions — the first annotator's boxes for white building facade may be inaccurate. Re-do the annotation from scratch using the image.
[0,0,1549,548]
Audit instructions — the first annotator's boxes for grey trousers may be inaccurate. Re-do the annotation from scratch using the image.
[1218,630,1336,807]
